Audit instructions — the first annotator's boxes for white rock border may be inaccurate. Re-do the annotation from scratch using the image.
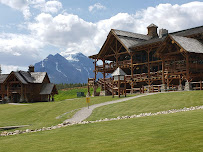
[1,105,202,137]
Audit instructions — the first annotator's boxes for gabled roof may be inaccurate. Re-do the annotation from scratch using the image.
[90,25,203,59]
[13,72,28,84]
[2,71,48,84]
[0,74,9,83]
[112,67,127,76]
[40,83,57,95]
[170,35,203,53]
[93,29,151,59]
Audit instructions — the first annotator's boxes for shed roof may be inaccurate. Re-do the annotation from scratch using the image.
[40,83,55,95]
[112,67,127,76]
[171,35,203,53]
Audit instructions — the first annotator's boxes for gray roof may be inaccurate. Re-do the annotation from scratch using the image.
[19,71,34,83]
[170,25,203,37]
[0,74,8,83]
[118,36,146,49]
[130,36,165,49]
[0,71,47,84]
[171,35,203,53]
[40,83,55,95]
[30,72,47,83]
[14,72,28,84]
[113,29,151,49]
[147,23,158,28]
[130,25,203,49]
[114,29,151,40]
[112,67,127,76]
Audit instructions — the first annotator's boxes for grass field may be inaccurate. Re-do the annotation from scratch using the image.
[0,95,126,130]
[87,91,203,121]
[54,87,100,101]
[0,109,202,152]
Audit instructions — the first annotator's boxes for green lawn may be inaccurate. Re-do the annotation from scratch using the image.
[0,109,202,152]
[54,87,100,101]
[87,91,203,121]
[0,95,126,130]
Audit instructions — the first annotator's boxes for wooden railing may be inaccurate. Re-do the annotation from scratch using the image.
[125,71,162,82]
[96,60,131,71]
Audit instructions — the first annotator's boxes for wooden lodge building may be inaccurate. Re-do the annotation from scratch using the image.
[88,24,203,96]
[0,65,58,103]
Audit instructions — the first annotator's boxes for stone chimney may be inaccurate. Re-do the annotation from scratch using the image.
[28,65,34,72]
[147,23,158,38]
[159,29,168,38]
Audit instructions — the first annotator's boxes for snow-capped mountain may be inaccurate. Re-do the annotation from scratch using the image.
[34,53,100,84]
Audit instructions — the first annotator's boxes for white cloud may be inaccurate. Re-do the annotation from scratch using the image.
[28,13,98,50]
[0,33,43,66]
[0,0,31,19]
[1,64,27,74]
[0,0,62,19]
[33,0,62,14]
[89,3,106,12]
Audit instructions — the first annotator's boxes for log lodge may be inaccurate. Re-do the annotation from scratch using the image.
[0,65,58,103]
[88,24,203,96]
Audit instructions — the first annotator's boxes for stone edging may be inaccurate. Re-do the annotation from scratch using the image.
[1,105,202,137]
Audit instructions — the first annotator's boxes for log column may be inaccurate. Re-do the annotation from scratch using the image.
[94,59,97,80]
[161,59,166,92]
[130,53,134,94]
[185,53,191,91]
[103,59,106,93]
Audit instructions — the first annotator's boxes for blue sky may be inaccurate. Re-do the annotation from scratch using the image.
[0,0,203,73]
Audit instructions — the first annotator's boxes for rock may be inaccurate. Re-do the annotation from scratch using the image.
[26,129,30,133]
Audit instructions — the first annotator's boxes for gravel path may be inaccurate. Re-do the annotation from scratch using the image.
[64,92,159,123]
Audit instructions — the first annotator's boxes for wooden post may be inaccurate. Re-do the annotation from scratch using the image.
[162,59,165,84]
[167,74,169,89]
[112,78,114,98]
[87,83,90,95]
[118,76,120,98]
[142,85,144,93]
[7,83,9,97]
[103,59,106,91]
[116,40,118,68]
[186,53,190,81]
[179,76,182,85]
[125,76,127,97]
[94,59,97,80]
[200,81,202,90]
[147,50,151,85]
[130,54,133,93]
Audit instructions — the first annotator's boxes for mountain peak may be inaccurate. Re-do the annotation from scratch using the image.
[63,52,87,62]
